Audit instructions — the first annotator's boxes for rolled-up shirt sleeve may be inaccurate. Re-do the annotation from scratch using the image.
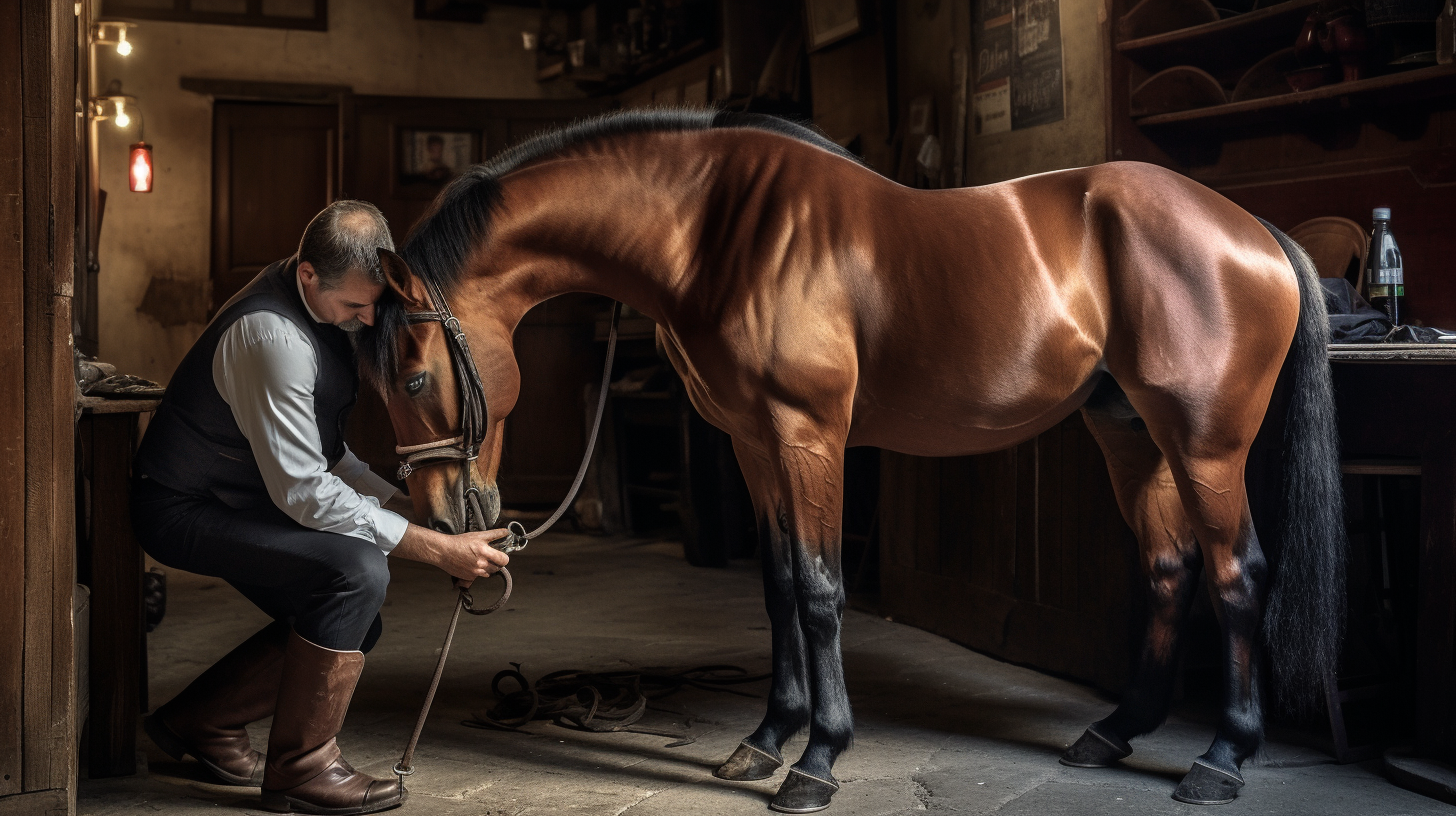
[213,312,408,554]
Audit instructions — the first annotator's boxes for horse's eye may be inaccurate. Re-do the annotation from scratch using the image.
[404,372,426,396]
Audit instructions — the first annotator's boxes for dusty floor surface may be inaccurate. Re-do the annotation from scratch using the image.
[80,532,1447,815]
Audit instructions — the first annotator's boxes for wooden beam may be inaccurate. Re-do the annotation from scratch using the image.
[0,0,28,799]
[21,0,76,799]
[81,414,141,778]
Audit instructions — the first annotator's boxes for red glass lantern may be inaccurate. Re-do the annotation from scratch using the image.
[129,142,153,193]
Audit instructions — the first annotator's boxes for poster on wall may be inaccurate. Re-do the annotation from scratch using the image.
[973,0,1064,136]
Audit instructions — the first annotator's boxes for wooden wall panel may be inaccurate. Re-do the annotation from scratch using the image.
[0,0,28,797]
[880,414,1139,694]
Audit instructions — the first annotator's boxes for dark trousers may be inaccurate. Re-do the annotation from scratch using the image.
[131,476,388,653]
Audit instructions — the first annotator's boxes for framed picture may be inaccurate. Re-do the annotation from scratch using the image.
[395,129,479,196]
[803,0,862,52]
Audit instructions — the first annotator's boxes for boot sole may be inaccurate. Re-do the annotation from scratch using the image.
[143,713,264,786]
[260,789,407,814]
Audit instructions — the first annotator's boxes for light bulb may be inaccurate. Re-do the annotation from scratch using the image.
[116,37,132,56]
[114,100,129,128]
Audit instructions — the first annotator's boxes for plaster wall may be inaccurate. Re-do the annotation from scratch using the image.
[94,1,555,384]
[965,0,1109,185]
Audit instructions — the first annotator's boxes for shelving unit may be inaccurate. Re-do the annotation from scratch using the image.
[1137,62,1456,129]
[1118,0,1320,77]
[1115,0,1456,130]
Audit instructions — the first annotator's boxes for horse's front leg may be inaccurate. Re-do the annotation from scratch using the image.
[717,442,811,783]
[716,431,852,813]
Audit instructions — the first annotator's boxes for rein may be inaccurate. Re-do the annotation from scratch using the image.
[391,284,622,781]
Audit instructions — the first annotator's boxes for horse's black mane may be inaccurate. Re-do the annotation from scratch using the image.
[358,108,854,391]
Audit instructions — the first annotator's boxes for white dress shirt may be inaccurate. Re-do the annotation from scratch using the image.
[211,280,408,554]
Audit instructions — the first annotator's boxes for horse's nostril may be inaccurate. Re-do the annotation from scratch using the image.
[430,519,453,535]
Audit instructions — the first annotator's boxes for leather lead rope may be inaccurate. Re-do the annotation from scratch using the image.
[394,301,622,781]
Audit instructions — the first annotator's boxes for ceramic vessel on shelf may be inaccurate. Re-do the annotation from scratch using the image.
[1319,15,1369,80]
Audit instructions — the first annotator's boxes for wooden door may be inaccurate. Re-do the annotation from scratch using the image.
[210,102,337,312]
[879,414,1141,693]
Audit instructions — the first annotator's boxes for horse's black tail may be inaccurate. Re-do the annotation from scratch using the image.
[1257,217,1347,713]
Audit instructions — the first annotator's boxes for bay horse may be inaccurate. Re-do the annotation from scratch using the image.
[358,110,1344,812]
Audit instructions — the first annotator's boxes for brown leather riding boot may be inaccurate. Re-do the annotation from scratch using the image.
[261,630,405,815]
[144,620,289,785]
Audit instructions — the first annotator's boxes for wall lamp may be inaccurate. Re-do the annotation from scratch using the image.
[92,21,136,56]
[88,81,152,192]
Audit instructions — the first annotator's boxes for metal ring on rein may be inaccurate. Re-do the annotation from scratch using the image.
[461,566,513,616]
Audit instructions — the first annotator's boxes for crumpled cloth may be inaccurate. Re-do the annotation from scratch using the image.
[1321,279,1456,343]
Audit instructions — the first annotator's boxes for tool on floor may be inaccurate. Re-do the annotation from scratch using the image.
[392,301,621,782]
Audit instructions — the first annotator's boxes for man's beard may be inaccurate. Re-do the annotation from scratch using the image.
[338,318,365,332]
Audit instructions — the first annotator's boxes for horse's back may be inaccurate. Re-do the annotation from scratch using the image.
[841,161,1299,455]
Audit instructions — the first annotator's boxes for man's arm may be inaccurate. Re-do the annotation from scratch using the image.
[333,445,400,505]
[213,313,409,552]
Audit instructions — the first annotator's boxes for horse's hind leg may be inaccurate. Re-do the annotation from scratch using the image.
[1063,384,1203,768]
[1135,388,1271,804]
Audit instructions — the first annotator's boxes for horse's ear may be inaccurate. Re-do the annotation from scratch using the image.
[378,248,428,309]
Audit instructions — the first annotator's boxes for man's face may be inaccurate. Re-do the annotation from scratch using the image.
[298,262,385,331]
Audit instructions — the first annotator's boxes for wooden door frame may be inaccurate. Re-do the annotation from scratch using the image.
[1,0,80,813]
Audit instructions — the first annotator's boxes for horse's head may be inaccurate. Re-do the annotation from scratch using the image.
[367,249,520,534]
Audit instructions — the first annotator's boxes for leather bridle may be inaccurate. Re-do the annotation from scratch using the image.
[389,274,622,549]
[390,275,621,782]
[392,272,499,538]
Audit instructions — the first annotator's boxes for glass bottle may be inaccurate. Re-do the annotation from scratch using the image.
[1366,207,1405,326]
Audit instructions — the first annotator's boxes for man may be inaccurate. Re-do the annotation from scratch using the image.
[132,201,508,815]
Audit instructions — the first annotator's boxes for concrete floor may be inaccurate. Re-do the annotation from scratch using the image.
[80,532,1446,815]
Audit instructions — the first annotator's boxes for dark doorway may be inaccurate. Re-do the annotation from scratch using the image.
[210,102,337,313]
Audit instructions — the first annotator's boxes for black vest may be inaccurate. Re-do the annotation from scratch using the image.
[135,258,359,508]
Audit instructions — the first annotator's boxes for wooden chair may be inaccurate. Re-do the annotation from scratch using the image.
[1287,216,1369,294]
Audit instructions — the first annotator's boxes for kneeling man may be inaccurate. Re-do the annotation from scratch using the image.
[132,200,508,815]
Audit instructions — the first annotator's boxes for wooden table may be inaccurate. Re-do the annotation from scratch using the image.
[76,395,159,778]
[1327,345,1456,767]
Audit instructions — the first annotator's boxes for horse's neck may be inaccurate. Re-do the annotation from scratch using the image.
[477,154,714,328]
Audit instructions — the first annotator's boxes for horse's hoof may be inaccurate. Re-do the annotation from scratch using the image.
[769,769,838,813]
[1059,725,1132,768]
[714,741,782,781]
[1172,760,1244,805]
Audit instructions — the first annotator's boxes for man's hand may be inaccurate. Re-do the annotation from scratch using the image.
[391,524,510,586]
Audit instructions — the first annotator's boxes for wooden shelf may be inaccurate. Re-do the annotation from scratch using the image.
[1136,62,1456,129]
[1328,342,1456,363]
[1118,0,1319,75]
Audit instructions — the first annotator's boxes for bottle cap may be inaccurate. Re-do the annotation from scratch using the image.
[1373,207,1391,220]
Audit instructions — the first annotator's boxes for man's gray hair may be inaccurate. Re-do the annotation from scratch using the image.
[297,200,395,289]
